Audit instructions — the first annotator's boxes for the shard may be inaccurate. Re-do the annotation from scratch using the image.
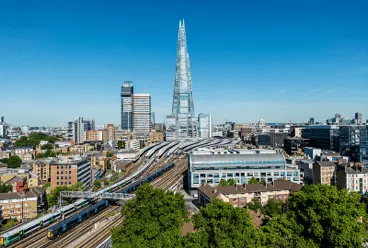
[166,19,197,140]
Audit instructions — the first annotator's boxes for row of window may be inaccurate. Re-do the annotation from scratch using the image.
[57,176,72,180]
[56,182,72,185]
[9,209,30,214]
[193,171,298,179]
[6,203,30,209]
[56,165,72,169]
[57,171,72,174]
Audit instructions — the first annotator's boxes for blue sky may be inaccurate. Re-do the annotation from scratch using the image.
[0,0,367,126]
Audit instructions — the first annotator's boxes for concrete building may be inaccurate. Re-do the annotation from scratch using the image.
[133,94,151,134]
[33,160,51,183]
[269,132,288,148]
[198,179,302,207]
[339,125,365,152]
[303,147,322,160]
[355,112,363,125]
[67,117,95,144]
[86,130,103,142]
[0,187,46,220]
[298,160,314,184]
[126,140,140,151]
[284,137,310,155]
[336,163,368,194]
[105,124,116,143]
[197,113,212,139]
[149,131,164,144]
[50,156,92,189]
[121,82,151,134]
[188,149,301,194]
[302,125,340,151]
[313,161,336,185]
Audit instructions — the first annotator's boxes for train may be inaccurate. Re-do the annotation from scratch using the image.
[0,142,163,247]
[47,200,109,240]
[44,162,175,240]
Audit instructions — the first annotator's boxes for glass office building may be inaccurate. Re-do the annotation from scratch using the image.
[121,81,134,131]
[188,149,301,193]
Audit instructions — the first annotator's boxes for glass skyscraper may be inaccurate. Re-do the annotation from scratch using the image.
[166,19,196,140]
[121,81,134,131]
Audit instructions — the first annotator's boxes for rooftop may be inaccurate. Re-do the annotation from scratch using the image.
[0,187,46,200]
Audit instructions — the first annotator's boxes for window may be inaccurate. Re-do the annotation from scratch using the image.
[57,171,59,175]
[57,182,59,185]
[69,171,72,174]
[57,177,59,179]
[10,210,14,214]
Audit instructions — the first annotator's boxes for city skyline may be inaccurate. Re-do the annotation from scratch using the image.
[1,1,367,126]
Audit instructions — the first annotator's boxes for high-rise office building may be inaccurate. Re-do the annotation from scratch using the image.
[121,81,134,131]
[151,112,155,127]
[197,113,212,138]
[0,117,5,138]
[355,112,363,125]
[67,117,95,144]
[120,82,151,134]
[360,129,368,168]
[133,94,151,134]
[166,19,196,140]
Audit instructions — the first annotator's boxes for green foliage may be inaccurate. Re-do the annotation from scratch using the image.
[0,156,22,168]
[89,147,95,151]
[47,182,86,207]
[106,152,114,157]
[262,199,283,218]
[43,182,51,189]
[36,150,58,158]
[187,199,262,248]
[286,184,367,247]
[260,178,266,185]
[2,219,19,231]
[112,184,187,248]
[218,179,228,186]
[248,177,259,184]
[103,180,109,186]
[247,197,263,212]
[41,143,54,150]
[93,180,101,191]
[228,178,237,186]
[117,140,125,149]
[2,143,9,149]
[0,181,12,193]
[107,160,112,170]
[15,132,59,148]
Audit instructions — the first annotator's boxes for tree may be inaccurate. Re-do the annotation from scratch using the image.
[263,199,283,218]
[36,150,58,158]
[106,152,114,158]
[112,184,187,248]
[260,178,266,185]
[0,182,12,193]
[247,197,263,212]
[2,219,19,231]
[117,140,125,149]
[47,182,86,207]
[41,144,54,150]
[218,179,228,186]
[187,199,262,247]
[248,177,259,184]
[6,156,22,168]
[285,184,367,247]
[228,178,237,186]
[93,180,101,191]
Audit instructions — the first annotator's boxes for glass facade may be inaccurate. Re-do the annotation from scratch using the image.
[121,81,133,131]
[167,20,196,140]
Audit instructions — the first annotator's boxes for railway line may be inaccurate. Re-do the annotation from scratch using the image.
[2,139,221,247]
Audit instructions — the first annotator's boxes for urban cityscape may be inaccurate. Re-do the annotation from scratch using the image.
[0,1,367,248]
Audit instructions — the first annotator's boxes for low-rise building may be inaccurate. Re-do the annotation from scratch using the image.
[0,187,47,220]
[284,137,310,155]
[126,140,140,151]
[188,149,301,195]
[50,156,92,189]
[303,147,322,160]
[198,179,302,207]
[313,161,336,185]
[336,163,368,194]
[149,131,164,144]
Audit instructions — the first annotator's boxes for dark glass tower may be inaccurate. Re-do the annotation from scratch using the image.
[121,81,134,131]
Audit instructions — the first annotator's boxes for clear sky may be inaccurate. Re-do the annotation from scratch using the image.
[0,0,367,126]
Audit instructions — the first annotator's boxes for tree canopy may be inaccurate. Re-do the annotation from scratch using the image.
[0,155,22,168]
[15,132,59,148]
[112,184,187,248]
[0,182,12,193]
[117,140,125,149]
[47,182,86,207]
[248,177,259,184]
[186,199,261,248]
[41,143,54,150]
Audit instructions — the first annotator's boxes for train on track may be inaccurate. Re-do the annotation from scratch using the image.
[0,141,168,247]
[47,200,109,240]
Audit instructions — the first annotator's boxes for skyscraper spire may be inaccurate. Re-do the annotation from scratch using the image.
[166,19,196,140]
